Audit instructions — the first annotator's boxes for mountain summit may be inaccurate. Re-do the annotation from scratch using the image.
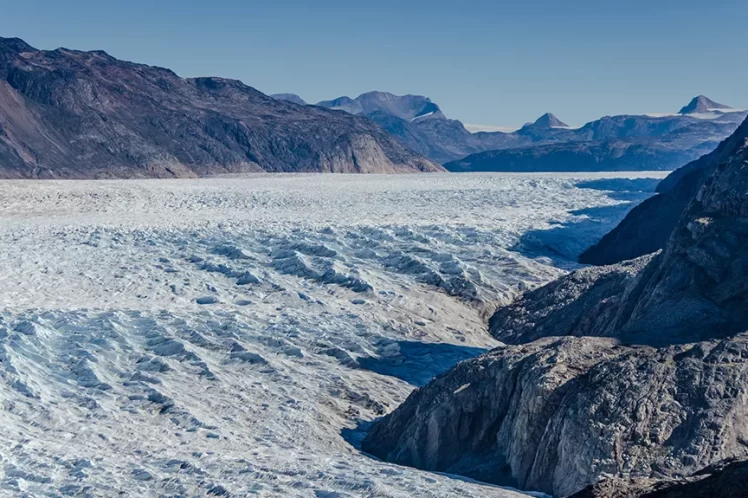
[527,112,569,129]
[678,95,732,115]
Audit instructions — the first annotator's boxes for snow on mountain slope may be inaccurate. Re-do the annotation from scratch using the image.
[0,173,664,497]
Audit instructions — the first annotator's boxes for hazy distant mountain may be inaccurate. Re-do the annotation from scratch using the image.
[312,91,745,168]
[270,93,307,105]
[446,97,746,172]
[314,91,519,163]
[523,113,569,129]
[317,92,444,121]
[678,95,733,115]
[0,37,441,178]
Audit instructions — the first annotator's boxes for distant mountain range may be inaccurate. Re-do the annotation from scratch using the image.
[0,37,441,178]
[272,91,523,163]
[272,92,746,171]
[1,33,741,178]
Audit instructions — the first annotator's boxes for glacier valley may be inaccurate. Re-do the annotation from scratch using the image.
[0,172,666,497]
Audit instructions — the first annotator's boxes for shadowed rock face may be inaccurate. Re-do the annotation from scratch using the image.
[580,117,748,265]
[0,37,442,178]
[361,116,748,497]
[569,457,748,498]
[488,255,655,345]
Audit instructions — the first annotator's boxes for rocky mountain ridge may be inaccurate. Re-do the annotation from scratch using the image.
[361,115,748,497]
[0,37,442,178]
[445,110,745,172]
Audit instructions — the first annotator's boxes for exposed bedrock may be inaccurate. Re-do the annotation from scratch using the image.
[362,334,748,497]
[0,37,441,178]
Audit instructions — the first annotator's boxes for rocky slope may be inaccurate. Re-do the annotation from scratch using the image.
[0,37,442,178]
[580,115,748,265]
[569,457,748,498]
[361,115,748,497]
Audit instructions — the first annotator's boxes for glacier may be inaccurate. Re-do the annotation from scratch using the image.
[0,172,665,497]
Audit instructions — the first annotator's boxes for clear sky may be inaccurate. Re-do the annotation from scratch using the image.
[1,0,746,128]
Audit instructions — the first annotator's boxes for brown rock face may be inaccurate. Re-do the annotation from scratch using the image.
[0,37,442,178]
[362,116,748,497]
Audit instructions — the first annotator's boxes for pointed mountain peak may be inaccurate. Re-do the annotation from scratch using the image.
[679,95,732,115]
[528,113,568,129]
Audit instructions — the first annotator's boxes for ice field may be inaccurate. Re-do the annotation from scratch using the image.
[0,172,666,497]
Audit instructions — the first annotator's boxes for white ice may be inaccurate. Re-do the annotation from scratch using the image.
[0,172,666,497]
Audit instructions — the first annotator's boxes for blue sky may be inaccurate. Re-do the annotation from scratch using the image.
[1,0,746,128]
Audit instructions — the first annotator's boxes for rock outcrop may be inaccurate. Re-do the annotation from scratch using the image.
[361,116,748,497]
[363,334,748,497]
[569,457,748,498]
[0,37,442,178]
